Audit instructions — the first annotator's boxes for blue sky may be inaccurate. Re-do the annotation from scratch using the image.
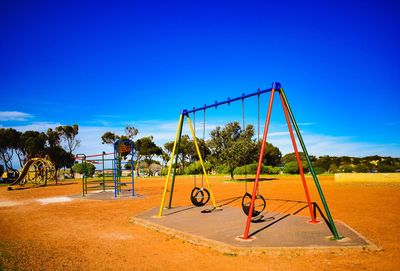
[1,0,399,158]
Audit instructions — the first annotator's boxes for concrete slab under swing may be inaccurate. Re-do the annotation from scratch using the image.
[132,206,378,254]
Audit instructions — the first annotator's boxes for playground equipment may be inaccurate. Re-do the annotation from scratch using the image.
[189,110,211,207]
[158,82,341,241]
[8,158,56,189]
[76,139,135,198]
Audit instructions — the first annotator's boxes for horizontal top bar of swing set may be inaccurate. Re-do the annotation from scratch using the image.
[181,82,282,115]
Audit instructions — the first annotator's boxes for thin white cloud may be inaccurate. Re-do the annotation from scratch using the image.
[10,122,62,132]
[0,111,33,121]
[269,131,290,137]
[297,122,315,126]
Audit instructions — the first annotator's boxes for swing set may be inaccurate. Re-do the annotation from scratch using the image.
[158,82,341,241]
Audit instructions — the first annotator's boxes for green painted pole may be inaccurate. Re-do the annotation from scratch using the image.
[167,113,185,209]
[280,88,341,240]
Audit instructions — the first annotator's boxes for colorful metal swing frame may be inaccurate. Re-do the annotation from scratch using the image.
[158,82,341,241]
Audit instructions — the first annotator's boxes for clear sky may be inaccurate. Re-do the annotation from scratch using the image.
[1,0,399,157]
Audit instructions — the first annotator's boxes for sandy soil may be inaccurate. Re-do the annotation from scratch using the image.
[0,175,399,271]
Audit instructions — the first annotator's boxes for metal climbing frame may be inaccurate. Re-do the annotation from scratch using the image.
[76,152,115,196]
[158,82,341,241]
[113,139,135,197]
[76,140,135,198]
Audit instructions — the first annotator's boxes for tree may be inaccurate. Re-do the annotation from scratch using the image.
[164,135,209,174]
[135,136,162,176]
[101,125,139,146]
[47,146,75,170]
[101,126,139,175]
[20,131,47,159]
[160,150,170,176]
[101,131,119,145]
[56,124,81,153]
[208,122,257,179]
[72,162,95,177]
[0,128,20,170]
[262,142,282,166]
[125,126,138,140]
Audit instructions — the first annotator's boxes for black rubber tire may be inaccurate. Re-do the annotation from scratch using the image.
[190,187,210,207]
[241,192,266,218]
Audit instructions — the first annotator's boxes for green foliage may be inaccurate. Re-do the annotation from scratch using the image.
[233,163,281,175]
[101,126,139,146]
[21,131,48,158]
[262,142,282,166]
[264,165,281,174]
[0,125,80,171]
[164,135,210,174]
[72,162,96,177]
[135,136,162,175]
[208,122,257,179]
[0,128,21,170]
[47,146,75,170]
[124,161,132,170]
[55,124,81,153]
[313,167,326,175]
[283,161,309,174]
[282,152,306,164]
[184,161,212,175]
[215,164,231,174]
[101,131,119,145]
[377,163,396,173]
[339,165,353,173]
[353,164,369,173]
[233,163,258,175]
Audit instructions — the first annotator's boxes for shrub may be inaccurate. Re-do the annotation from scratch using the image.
[264,166,281,174]
[283,161,309,174]
[233,164,281,175]
[185,161,212,175]
[233,163,257,175]
[313,167,326,175]
[72,162,96,177]
[339,165,353,173]
[353,164,369,173]
[215,164,231,174]
[377,163,396,173]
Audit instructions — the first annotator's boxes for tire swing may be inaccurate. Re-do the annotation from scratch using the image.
[190,109,210,207]
[190,186,210,207]
[240,93,266,222]
[241,193,266,221]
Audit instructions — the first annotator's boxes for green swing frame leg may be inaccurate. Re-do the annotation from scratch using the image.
[280,88,341,240]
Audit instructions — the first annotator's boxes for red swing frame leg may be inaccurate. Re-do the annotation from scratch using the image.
[279,92,318,224]
[241,87,276,240]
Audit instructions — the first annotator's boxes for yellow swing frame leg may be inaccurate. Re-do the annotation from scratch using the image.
[158,114,184,217]
[187,116,217,209]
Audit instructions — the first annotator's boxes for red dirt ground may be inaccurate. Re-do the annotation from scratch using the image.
[0,175,399,270]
